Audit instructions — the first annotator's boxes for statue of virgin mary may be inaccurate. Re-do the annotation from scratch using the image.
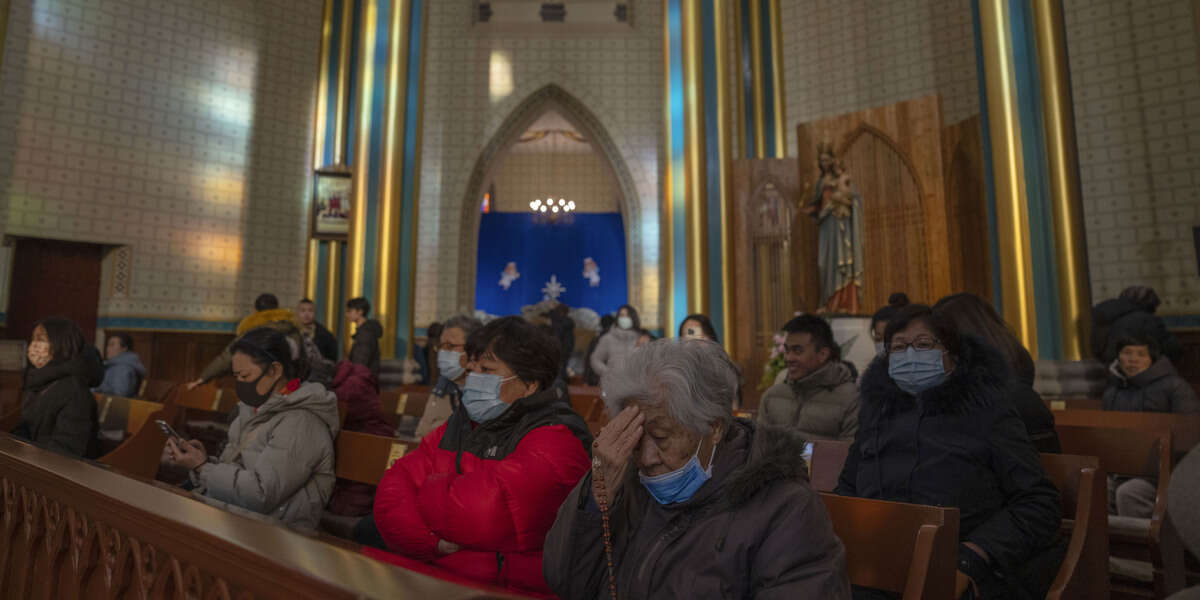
[804,143,864,314]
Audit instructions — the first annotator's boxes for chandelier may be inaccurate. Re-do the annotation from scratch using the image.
[529,198,576,214]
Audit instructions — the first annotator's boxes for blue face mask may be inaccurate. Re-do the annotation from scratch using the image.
[639,438,717,504]
[888,347,948,396]
[462,372,516,423]
[437,349,464,381]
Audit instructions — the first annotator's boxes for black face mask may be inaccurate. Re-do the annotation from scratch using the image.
[236,370,278,407]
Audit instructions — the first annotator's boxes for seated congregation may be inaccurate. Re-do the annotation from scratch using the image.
[3,286,1199,600]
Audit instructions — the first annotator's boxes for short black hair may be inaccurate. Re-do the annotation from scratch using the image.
[33,317,88,362]
[883,304,962,357]
[678,313,719,343]
[781,314,839,359]
[599,314,616,332]
[254,293,279,312]
[346,297,371,317]
[871,292,910,330]
[231,327,304,380]
[298,298,314,305]
[112,332,134,352]
[1115,335,1161,362]
[465,316,560,391]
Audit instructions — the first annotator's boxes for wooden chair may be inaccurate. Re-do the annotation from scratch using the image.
[334,430,418,486]
[810,439,852,493]
[820,493,959,600]
[1042,453,1110,600]
[1056,424,1183,598]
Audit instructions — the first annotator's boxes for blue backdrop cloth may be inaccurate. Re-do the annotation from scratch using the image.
[475,212,628,317]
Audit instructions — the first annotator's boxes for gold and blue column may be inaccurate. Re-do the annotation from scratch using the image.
[734,0,787,159]
[665,0,736,345]
[306,0,427,359]
[973,0,1091,360]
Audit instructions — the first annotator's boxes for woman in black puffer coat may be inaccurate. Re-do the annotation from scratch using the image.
[837,304,1064,600]
[12,317,103,458]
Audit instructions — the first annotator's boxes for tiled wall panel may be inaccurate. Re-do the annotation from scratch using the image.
[0,0,321,324]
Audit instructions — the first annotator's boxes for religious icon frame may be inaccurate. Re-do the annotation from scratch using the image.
[312,167,353,240]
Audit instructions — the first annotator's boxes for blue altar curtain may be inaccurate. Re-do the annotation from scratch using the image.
[475,212,628,317]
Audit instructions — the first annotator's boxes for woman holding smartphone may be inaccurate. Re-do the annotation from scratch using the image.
[164,326,339,531]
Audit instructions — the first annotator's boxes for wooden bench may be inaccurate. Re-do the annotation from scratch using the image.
[1043,452,1110,600]
[141,378,177,403]
[93,393,180,480]
[1053,408,1200,459]
[1044,396,1103,411]
[1056,424,1184,598]
[810,439,852,493]
[378,386,432,432]
[0,432,516,599]
[820,493,959,600]
[334,430,419,487]
[171,382,227,412]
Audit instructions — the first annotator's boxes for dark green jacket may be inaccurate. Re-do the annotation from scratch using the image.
[13,348,104,458]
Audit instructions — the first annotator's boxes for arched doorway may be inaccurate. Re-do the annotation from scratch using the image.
[455,85,640,316]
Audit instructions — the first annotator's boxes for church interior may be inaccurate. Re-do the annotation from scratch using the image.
[0,0,1199,598]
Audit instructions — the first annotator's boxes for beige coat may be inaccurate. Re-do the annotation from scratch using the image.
[758,360,859,441]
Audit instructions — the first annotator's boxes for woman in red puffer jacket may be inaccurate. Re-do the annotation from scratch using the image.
[368,316,591,595]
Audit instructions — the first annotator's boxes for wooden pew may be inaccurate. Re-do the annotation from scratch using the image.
[0,432,523,599]
[141,378,176,402]
[334,430,419,487]
[1053,408,1200,458]
[95,394,180,480]
[810,439,852,493]
[1044,396,1103,411]
[1056,424,1183,598]
[171,382,225,411]
[379,386,432,430]
[1043,453,1110,600]
[820,493,959,600]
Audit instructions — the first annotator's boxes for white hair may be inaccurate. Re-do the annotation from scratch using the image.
[601,338,736,435]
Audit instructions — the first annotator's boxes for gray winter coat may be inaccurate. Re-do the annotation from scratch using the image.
[543,420,850,599]
[193,381,339,530]
[94,351,146,398]
[590,327,640,378]
[758,360,859,441]
[1103,357,1200,414]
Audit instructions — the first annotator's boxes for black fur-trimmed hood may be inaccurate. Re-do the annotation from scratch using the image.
[717,419,810,509]
[859,335,1011,416]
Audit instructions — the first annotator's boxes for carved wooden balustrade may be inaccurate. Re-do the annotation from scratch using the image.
[0,433,521,599]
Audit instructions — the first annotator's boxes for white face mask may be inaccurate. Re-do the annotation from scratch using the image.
[617,316,633,330]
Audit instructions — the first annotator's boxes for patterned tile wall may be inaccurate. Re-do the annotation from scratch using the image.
[415,1,662,328]
[490,150,620,213]
[1064,0,1200,313]
[780,0,981,157]
[0,0,321,324]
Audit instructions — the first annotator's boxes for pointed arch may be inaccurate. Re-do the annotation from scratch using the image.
[455,84,640,313]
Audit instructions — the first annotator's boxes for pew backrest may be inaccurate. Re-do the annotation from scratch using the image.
[335,430,418,486]
[1040,453,1110,600]
[1053,408,1199,457]
[810,440,851,493]
[820,493,959,600]
[141,378,176,403]
[172,383,224,411]
[379,386,432,420]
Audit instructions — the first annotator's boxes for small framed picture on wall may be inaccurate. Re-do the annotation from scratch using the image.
[313,167,353,240]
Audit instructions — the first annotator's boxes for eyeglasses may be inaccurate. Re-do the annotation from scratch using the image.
[439,341,465,352]
[887,336,942,354]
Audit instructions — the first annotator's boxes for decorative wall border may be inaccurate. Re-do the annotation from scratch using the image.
[96,317,236,333]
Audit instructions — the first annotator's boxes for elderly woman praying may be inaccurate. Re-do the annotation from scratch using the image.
[543,338,850,599]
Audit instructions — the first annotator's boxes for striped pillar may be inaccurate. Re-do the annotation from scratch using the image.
[307,0,426,359]
[973,0,1091,360]
[664,1,737,349]
[733,0,787,160]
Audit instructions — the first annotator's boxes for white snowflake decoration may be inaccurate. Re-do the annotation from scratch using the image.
[542,275,566,301]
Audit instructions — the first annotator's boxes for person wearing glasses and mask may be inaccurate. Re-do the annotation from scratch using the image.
[368,316,592,596]
[837,304,1063,600]
[414,314,483,438]
[164,327,338,531]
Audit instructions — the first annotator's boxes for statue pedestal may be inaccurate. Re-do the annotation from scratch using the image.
[830,316,876,377]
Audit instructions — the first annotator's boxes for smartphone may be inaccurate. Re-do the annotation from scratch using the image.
[156,419,184,441]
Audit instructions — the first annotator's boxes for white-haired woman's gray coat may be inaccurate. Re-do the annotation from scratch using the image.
[191,381,339,531]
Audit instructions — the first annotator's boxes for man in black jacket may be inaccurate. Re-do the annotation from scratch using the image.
[346,297,381,378]
[296,298,338,362]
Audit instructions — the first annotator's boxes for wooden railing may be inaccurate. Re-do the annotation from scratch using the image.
[0,433,524,599]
